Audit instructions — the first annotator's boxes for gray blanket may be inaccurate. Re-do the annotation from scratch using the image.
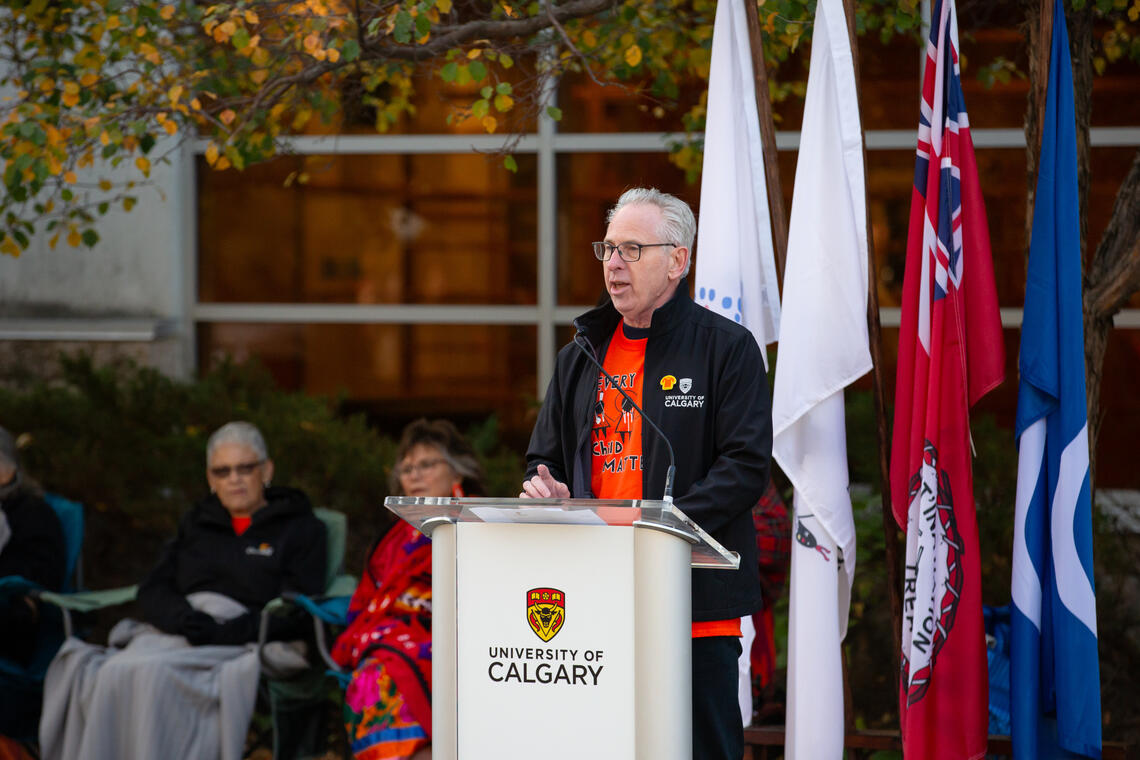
[39,592,260,760]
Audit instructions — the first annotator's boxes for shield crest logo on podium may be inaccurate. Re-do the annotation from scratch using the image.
[526,587,566,642]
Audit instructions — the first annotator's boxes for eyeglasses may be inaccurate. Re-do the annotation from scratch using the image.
[592,241,675,262]
[208,460,264,479]
[396,458,446,479]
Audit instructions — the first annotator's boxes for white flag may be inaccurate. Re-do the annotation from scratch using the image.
[694,0,781,367]
[771,0,871,756]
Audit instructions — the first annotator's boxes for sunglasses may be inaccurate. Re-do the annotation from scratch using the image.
[209,460,264,479]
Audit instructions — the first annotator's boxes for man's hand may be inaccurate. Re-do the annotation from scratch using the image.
[519,464,570,499]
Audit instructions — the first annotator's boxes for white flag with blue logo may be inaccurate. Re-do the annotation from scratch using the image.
[1011,1,1101,757]
[694,0,781,367]
[771,0,870,756]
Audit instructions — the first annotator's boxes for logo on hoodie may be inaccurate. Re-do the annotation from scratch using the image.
[245,542,274,557]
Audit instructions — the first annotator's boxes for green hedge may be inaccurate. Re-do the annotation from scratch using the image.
[0,354,525,584]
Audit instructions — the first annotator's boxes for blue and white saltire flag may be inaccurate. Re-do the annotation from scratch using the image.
[1011,1,1102,757]
[694,0,781,368]
[771,0,870,755]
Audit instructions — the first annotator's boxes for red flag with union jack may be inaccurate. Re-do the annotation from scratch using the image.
[889,1,1005,757]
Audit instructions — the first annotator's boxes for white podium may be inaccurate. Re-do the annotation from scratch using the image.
[385,497,739,760]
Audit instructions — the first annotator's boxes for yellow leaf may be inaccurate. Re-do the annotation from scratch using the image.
[80,72,98,87]
[1,237,22,257]
[436,0,452,12]
[49,233,59,250]
[244,10,259,24]
[190,98,202,110]
[205,143,219,165]
[481,114,497,133]
[250,69,268,84]
[64,171,77,184]
[67,229,81,247]
[467,48,482,59]
[136,156,151,176]
[303,33,319,51]
[163,120,178,135]
[63,81,79,94]
[39,78,55,93]
[215,156,231,170]
[160,4,176,20]
[582,30,597,48]
[326,47,340,62]
[494,93,513,111]
[123,197,136,211]
[106,14,120,29]
[251,47,270,66]
[169,84,183,103]
[220,109,236,125]
[99,179,112,191]
[624,44,642,67]
[61,92,79,107]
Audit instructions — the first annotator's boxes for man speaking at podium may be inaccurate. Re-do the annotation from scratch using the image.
[521,188,771,760]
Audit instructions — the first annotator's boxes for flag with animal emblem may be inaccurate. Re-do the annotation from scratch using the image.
[770,0,871,756]
[694,0,781,368]
[1010,1,1101,756]
[889,0,1004,757]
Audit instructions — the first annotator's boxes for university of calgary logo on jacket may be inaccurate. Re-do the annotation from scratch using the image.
[526,587,565,642]
[245,542,274,557]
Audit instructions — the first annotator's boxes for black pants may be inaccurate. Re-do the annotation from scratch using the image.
[693,635,744,760]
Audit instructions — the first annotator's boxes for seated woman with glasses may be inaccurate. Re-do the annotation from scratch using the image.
[331,419,486,760]
[40,421,327,760]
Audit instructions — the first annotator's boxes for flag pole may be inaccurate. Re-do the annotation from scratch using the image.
[839,0,904,678]
[742,0,788,283]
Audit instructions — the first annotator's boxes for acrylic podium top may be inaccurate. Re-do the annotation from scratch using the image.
[384,496,739,570]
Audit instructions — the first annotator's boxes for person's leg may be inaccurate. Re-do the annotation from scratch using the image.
[692,636,744,760]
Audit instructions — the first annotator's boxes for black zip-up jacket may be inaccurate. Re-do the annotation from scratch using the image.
[525,280,771,621]
[138,486,326,643]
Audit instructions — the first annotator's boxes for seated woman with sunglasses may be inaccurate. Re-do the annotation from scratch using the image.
[331,419,485,760]
[40,421,326,760]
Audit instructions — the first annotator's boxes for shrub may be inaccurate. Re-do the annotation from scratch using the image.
[0,353,525,587]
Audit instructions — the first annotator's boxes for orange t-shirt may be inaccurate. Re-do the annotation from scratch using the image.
[590,322,646,500]
[589,322,739,640]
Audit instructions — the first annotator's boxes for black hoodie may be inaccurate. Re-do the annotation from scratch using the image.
[138,486,326,644]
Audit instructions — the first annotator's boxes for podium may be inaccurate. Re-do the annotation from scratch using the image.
[385,496,740,760]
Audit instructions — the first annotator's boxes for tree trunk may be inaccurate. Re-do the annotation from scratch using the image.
[1084,151,1140,483]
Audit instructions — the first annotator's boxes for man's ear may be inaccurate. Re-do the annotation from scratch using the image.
[670,246,690,280]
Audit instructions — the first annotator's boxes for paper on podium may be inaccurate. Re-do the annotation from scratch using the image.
[469,505,608,525]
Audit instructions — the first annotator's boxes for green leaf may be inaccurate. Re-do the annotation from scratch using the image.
[481,85,493,99]
[61,188,74,202]
[393,10,413,43]
[98,201,109,214]
[471,98,489,119]
[499,53,513,69]
[469,60,487,81]
[342,39,361,62]
[496,81,512,95]
[232,27,250,50]
[546,105,563,121]
[12,229,29,248]
[81,229,99,248]
[503,155,517,172]
[440,61,458,82]
[414,13,431,40]
[140,134,156,154]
